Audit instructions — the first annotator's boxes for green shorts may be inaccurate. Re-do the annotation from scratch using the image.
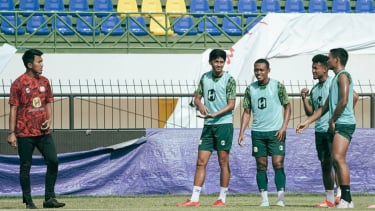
[332,124,356,142]
[198,123,233,152]
[251,130,285,157]
[315,131,331,160]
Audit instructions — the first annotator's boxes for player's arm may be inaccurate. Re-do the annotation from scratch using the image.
[276,82,291,141]
[353,90,359,108]
[238,86,251,147]
[7,105,17,147]
[329,73,350,124]
[301,88,313,116]
[42,102,52,130]
[194,76,208,116]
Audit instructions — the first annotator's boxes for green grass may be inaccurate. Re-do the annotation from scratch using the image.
[1,193,375,210]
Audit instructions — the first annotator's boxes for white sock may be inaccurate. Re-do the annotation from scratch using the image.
[261,191,269,202]
[218,187,228,203]
[336,186,341,197]
[191,186,201,202]
[326,190,335,203]
[277,190,285,202]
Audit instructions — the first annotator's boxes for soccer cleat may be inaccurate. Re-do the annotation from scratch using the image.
[314,200,335,208]
[260,201,270,207]
[276,200,285,207]
[26,202,38,209]
[43,198,65,208]
[176,199,200,207]
[335,196,341,204]
[212,199,225,207]
[336,199,354,208]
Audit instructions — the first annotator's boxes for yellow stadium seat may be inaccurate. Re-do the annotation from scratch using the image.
[117,0,139,17]
[166,0,187,17]
[150,15,174,35]
[141,0,162,17]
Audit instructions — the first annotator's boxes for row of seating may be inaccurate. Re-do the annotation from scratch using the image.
[0,14,262,36]
[1,0,374,16]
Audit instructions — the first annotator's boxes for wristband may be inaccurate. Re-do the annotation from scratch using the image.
[8,130,15,135]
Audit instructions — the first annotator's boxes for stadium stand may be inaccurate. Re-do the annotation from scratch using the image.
[0,15,25,34]
[126,15,148,35]
[149,14,174,35]
[355,0,375,13]
[141,0,162,16]
[197,16,221,35]
[100,15,124,35]
[0,0,15,13]
[261,0,281,13]
[52,15,75,35]
[76,15,100,35]
[308,0,328,12]
[284,0,305,12]
[93,0,114,17]
[189,0,210,16]
[222,16,242,35]
[237,0,258,15]
[117,0,139,17]
[69,0,90,16]
[26,14,50,34]
[173,15,197,35]
[213,0,234,14]
[19,0,40,16]
[331,0,352,12]
[245,15,261,31]
[165,0,187,17]
[44,0,65,15]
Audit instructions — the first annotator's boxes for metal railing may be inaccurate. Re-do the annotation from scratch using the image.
[1,79,374,129]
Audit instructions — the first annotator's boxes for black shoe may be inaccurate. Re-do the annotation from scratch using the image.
[26,202,38,209]
[43,198,65,208]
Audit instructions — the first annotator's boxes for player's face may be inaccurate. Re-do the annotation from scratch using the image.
[209,57,225,76]
[312,62,327,80]
[28,55,44,75]
[254,62,269,84]
[327,53,337,70]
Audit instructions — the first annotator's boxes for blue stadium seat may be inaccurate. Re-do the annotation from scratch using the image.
[94,0,114,17]
[356,0,375,13]
[26,15,50,35]
[126,16,148,36]
[52,15,75,35]
[284,0,305,13]
[0,15,25,35]
[76,15,100,35]
[222,16,242,36]
[198,16,221,36]
[213,0,234,15]
[237,0,258,16]
[100,15,124,35]
[308,0,328,13]
[189,0,210,17]
[0,0,15,14]
[261,0,281,13]
[245,16,261,32]
[173,16,197,35]
[19,0,41,17]
[44,0,65,16]
[332,0,352,13]
[69,0,90,16]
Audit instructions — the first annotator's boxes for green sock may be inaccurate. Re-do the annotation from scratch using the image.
[275,168,286,191]
[256,170,268,191]
[340,185,352,203]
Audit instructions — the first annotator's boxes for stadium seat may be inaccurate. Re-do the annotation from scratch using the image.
[44,0,65,16]
[331,0,352,13]
[100,15,124,35]
[0,15,25,35]
[213,0,234,15]
[126,16,148,35]
[76,15,100,35]
[245,16,261,32]
[141,0,162,17]
[237,0,258,16]
[150,15,174,35]
[308,0,328,13]
[117,0,138,17]
[69,0,90,16]
[284,0,305,13]
[222,16,242,36]
[189,0,210,17]
[165,0,187,17]
[52,15,75,35]
[94,0,114,17]
[173,16,197,35]
[356,0,375,13]
[26,15,50,35]
[19,0,41,17]
[0,0,15,14]
[198,16,221,36]
[261,0,281,13]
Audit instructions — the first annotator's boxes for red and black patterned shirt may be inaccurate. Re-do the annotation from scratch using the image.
[9,73,54,137]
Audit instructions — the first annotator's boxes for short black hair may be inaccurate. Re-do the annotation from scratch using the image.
[330,48,349,66]
[254,58,270,69]
[209,49,226,62]
[312,54,329,67]
[22,49,43,69]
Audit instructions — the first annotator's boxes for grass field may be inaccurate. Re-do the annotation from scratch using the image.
[1,193,375,210]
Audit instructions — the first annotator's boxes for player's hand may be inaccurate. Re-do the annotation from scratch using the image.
[238,135,245,147]
[296,122,308,133]
[7,133,17,148]
[301,88,309,99]
[328,119,335,134]
[275,128,286,142]
[41,119,51,130]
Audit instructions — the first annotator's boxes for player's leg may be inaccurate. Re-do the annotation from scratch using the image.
[252,131,269,206]
[269,132,286,207]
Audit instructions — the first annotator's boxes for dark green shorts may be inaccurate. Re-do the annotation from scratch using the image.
[251,130,285,157]
[333,124,356,142]
[198,123,233,152]
[315,131,331,160]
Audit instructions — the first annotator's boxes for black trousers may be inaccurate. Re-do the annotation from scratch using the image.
[17,134,58,204]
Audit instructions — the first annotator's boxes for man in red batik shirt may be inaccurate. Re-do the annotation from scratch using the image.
[7,49,65,209]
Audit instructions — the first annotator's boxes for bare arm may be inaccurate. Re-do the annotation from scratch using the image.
[301,88,313,116]
[238,108,251,146]
[296,98,329,133]
[41,102,52,130]
[276,103,291,141]
[7,105,17,147]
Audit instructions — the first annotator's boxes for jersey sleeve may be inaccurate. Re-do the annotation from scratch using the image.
[195,75,204,96]
[226,76,236,100]
[277,82,289,105]
[242,86,251,109]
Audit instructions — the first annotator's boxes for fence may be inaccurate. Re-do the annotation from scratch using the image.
[0,79,374,129]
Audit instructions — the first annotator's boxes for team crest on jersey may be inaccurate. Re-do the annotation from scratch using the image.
[40,86,45,92]
[32,97,42,108]
[25,88,30,94]
[279,145,284,151]
[221,140,225,146]
[253,146,258,153]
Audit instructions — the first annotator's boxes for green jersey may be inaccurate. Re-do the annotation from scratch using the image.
[309,77,332,132]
